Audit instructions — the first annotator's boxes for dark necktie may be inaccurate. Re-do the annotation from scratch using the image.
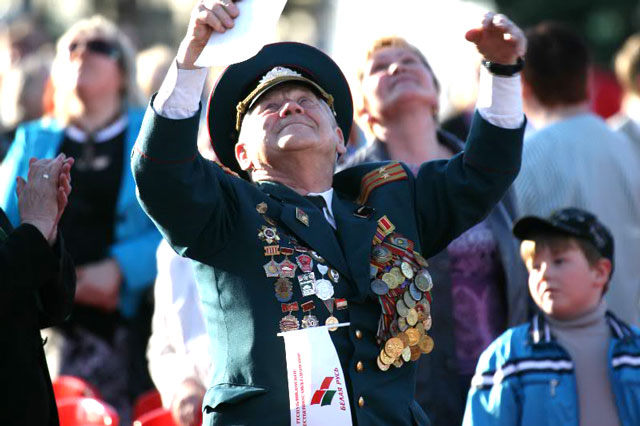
[305,195,338,233]
[305,195,326,212]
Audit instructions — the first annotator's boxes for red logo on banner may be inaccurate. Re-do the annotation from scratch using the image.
[310,377,336,406]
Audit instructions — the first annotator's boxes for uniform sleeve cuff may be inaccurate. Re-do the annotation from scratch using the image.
[476,66,524,129]
[153,60,209,120]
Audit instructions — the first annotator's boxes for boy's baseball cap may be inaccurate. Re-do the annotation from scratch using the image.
[513,207,614,264]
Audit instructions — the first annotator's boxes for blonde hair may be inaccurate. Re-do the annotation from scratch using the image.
[615,33,640,96]
[356,36,438,87]
[355,36,440,130]
[50,15,143,122]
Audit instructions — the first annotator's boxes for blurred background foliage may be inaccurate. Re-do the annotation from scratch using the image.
[495,0,640,66]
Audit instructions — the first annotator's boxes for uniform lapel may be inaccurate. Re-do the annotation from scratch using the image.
[331,192,380,295]
[258,182,351,281]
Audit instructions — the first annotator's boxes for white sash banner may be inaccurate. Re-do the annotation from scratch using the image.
[279,324,353,426]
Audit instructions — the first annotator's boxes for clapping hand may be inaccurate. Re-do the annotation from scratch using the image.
[16,154,74,244]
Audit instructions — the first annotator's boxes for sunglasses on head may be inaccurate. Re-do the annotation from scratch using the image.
[68,39,120,59]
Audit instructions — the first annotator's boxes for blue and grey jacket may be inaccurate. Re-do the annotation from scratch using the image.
[463,313,640,426]
[0,109,160,319]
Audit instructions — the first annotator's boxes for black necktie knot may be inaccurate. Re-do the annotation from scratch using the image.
[305,195,326,211]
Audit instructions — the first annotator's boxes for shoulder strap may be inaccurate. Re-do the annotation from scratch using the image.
[357,162,408,204]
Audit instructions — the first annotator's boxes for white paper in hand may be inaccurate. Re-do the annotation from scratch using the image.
[194,0,288,68]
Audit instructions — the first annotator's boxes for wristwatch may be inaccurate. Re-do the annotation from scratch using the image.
[481,57,524,76]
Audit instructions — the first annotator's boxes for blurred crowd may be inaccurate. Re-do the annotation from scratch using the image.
[2,6,640,426]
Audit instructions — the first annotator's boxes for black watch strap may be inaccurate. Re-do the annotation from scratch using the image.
[481,57,524,76]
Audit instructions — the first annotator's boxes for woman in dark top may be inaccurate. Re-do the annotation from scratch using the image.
[0,155,75,426]
[0,16,160,422]
[342,36,530,426]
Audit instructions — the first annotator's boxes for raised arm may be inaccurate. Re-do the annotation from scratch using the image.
[131,1,242,259]
[415,12,527,256]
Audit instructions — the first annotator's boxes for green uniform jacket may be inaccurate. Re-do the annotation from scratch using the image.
[132,105,524,426]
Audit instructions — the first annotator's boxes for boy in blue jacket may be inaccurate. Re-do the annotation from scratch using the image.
[463,207,640,426]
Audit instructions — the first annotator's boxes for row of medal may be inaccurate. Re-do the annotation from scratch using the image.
[369,216,436,371]
[256,202,347,333]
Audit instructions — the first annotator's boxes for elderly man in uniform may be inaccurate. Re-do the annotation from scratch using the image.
[132,2,526,425]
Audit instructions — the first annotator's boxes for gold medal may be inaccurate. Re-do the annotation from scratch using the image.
[382,272,397,289]
[396,332,410,348]
[379,348,395,365]
[377,355,391,371]
[384,337,404,359]
[325,316,339,332]
[391,267,405,284]
[418,335,434,354]
[410,345,421,361]
[406,308,418,326]
[405,327,420,346]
